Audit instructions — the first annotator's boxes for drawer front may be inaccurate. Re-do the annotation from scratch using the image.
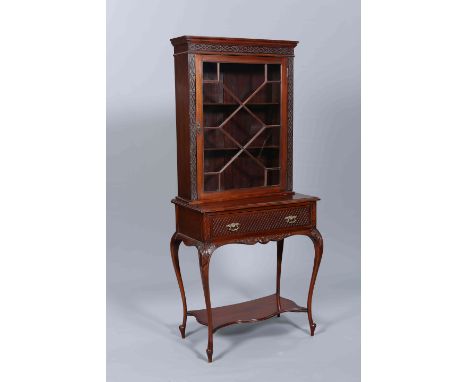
[210,205,311,238]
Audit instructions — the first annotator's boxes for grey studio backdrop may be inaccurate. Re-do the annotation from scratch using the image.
[107,0,360,381]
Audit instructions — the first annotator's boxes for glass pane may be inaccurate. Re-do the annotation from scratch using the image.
[267,64,281,81]
[246,104,280,126]
[221,63,265,101]
[203,82,224,104]
[203,62,218,81]
[266,169,280,186]
[204,174,219,192]
[248,82,281,104]
[202,60,282,192]
[248,125,280,148]
[203,149,238,173]
[222,108,263,146]
[203,104,238,127]
[247,147,280,168]
[246,127,281,168]
[222,152,265,190]
[204,128,238,150]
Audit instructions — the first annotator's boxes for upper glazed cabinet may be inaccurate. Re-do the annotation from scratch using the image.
[170,36,298,201]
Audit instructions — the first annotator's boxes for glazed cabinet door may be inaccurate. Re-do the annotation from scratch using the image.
[195,55,288,200]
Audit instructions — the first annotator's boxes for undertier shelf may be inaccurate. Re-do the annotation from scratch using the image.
[187,294,307,332]
[203,102,280,106]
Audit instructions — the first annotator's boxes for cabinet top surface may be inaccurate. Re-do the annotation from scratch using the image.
[172,193,319,213]
[170,35,299,48]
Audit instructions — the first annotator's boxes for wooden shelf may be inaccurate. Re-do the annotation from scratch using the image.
[204,125,280,129]
[203,80,281,84]
[204,146,280,151]
[203,102,280,106]
[187,294,306,333]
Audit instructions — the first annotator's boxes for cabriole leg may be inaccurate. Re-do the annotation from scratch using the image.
[170,233,187,338]
[276,239,284,317]
[198,244,216,363]
[306,228,323,336]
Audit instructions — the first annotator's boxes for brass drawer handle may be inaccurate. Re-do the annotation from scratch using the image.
[285,215,297,224]
[226,222,240,232]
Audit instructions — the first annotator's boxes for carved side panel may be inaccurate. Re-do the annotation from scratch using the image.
[286,57,294,191]
[188,54,198,200]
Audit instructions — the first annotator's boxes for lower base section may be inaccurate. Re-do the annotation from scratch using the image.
[171,224,323,362]
[188,294,307,333]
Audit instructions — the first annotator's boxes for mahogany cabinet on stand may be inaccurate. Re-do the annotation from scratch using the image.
[169,36,323,363]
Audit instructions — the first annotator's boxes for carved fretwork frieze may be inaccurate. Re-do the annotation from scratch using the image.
[187,42,294,56]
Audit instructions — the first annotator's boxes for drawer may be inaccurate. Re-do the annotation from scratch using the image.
[209,204,312,239]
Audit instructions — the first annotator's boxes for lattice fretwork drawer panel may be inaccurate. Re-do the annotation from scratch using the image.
[210,205,311,238]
